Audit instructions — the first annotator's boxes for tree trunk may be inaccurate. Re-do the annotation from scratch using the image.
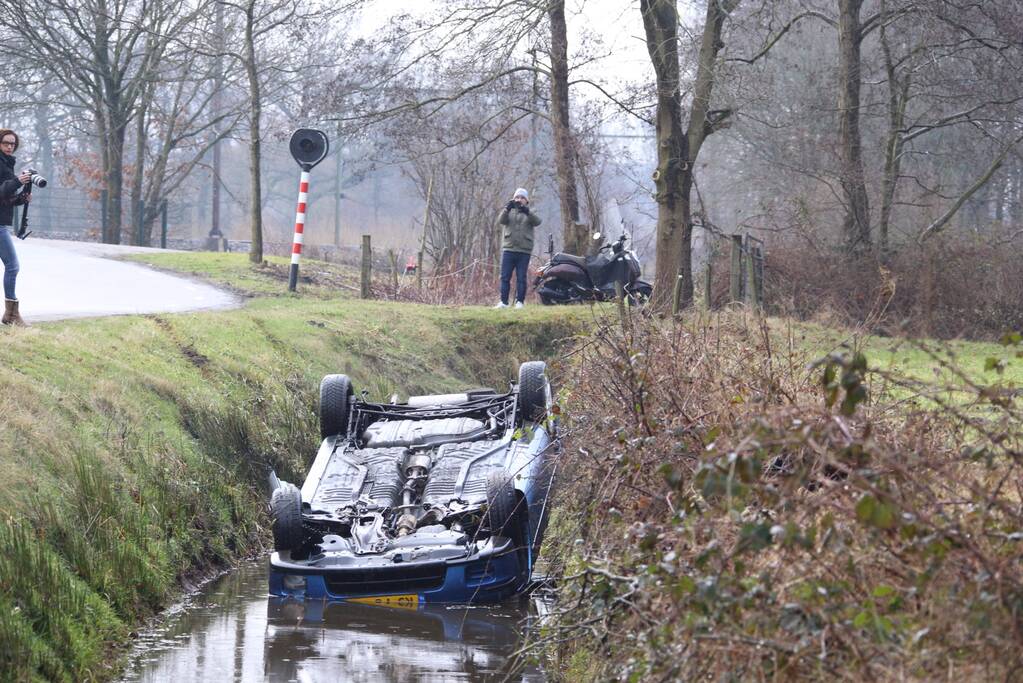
[642,0,736,310]
[104,116,126,245]
[642,0,687,309]
[838,0,871,250]
[547,0,585,254]
[878,2,907,253]
[96,1,124,245]
[211,0,225,241]
[130,94,148,246]
[244,0,263,264]
[32,92,54,232]
[1010,156,1018,222]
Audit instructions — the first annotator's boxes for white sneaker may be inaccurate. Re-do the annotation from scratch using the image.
[514,301,524,309]
[493,302,509,309]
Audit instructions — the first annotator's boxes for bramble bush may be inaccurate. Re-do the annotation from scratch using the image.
[762,234,1023,340]
[538,309,1023,681]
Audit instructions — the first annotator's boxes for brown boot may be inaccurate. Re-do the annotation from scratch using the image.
[2,298,27,326]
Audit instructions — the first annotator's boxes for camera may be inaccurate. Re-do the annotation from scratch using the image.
[24,168,46,188]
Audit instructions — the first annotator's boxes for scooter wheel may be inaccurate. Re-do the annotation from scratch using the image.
[627,284,653,306]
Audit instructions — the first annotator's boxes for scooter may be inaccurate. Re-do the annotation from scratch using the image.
[533,232,653,305]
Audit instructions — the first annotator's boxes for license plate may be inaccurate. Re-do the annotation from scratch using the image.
[346,594,419,610]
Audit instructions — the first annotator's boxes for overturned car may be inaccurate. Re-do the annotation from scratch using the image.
[268,361,558,605]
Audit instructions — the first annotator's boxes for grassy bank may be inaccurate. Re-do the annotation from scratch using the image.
[0,252,584,682]
[538,309,1023,681]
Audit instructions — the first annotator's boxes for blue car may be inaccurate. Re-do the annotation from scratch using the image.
[268,361,558,605]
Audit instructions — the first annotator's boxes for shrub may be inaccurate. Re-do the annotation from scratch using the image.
[763,233,1023,339]
[538,309,1023,681]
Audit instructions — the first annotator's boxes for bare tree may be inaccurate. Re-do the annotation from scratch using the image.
[836,0,871,250]
[641,0,739,309]
[0,0,203,243]
[328,1,627,258]
[548,0,586,254]
[133,47,245,246]
[199,0,353,263]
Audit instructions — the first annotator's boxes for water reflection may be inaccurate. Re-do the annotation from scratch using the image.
[119,560,544,682]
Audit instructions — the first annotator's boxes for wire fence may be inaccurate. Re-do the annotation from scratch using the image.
[15,188,102,239]
[13,187,199,246]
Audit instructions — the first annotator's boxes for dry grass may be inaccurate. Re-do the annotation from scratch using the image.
[762,233,1023,340]
[537,307,1023,682]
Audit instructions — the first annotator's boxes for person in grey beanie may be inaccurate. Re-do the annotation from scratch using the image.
[494,187,541,309]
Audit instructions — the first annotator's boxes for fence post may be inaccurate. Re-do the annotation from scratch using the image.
[743,239,756,308]
[671,270,684,316]
[729,234,743,303]
[753,245,765,309]
[615,280,628,329]
[160,200,168,249]
[388,249,398,292]
[702,262,712,310]
[101,190,108,240]
[361,234,372,298]
[418,176,432,290]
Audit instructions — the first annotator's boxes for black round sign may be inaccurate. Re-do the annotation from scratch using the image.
[289,128,329,170]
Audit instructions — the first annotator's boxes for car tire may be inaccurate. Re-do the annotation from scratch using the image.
[319,374,353,439]
[485,472,526,549]
[517,361,550,423]
[271,482,304,553]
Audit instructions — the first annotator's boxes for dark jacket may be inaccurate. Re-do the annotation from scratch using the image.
[0,153,26,227]
[498,204,542,254]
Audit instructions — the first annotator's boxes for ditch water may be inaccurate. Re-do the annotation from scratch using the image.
[118,559,547,682]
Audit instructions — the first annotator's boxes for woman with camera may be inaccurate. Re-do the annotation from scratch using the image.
[0,128,31,326]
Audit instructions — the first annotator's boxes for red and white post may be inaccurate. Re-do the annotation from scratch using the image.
[287,168,310,292]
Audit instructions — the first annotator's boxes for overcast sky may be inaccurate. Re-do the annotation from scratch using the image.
[354,0,659,86]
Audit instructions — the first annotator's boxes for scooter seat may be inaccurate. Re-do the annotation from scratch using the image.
[551,252,588,269]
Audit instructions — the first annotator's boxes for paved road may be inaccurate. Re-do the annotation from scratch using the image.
[11,238,239,323]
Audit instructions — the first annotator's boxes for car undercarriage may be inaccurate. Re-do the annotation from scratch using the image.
[268,361,557,603]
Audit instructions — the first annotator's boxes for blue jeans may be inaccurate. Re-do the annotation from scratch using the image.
[500,250,531,305]
[0,226,18,300]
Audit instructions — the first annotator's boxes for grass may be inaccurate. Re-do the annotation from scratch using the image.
[773,317,1023,412]
[122,251,362,298]
[785,318,1023,383]
[0,251,586,682]
[6,249,1016,681]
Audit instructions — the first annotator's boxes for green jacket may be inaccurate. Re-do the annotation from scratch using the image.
[499,205,542,254]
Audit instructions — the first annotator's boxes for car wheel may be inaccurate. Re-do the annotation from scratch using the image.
[517,361,550,423]
[271,482,304,553]
[485,472,527,549]
[319,374,353,439]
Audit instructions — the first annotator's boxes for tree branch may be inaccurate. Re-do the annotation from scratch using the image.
[726,10,835,64]
[917,132,1023,243]
[567,78,654,125]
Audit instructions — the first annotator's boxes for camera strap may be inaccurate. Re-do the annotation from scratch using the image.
[15,188,30,240]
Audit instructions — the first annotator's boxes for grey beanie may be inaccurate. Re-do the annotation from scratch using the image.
[513,187,529,200]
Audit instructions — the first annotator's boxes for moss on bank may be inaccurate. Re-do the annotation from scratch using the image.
[0,252,583,682]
